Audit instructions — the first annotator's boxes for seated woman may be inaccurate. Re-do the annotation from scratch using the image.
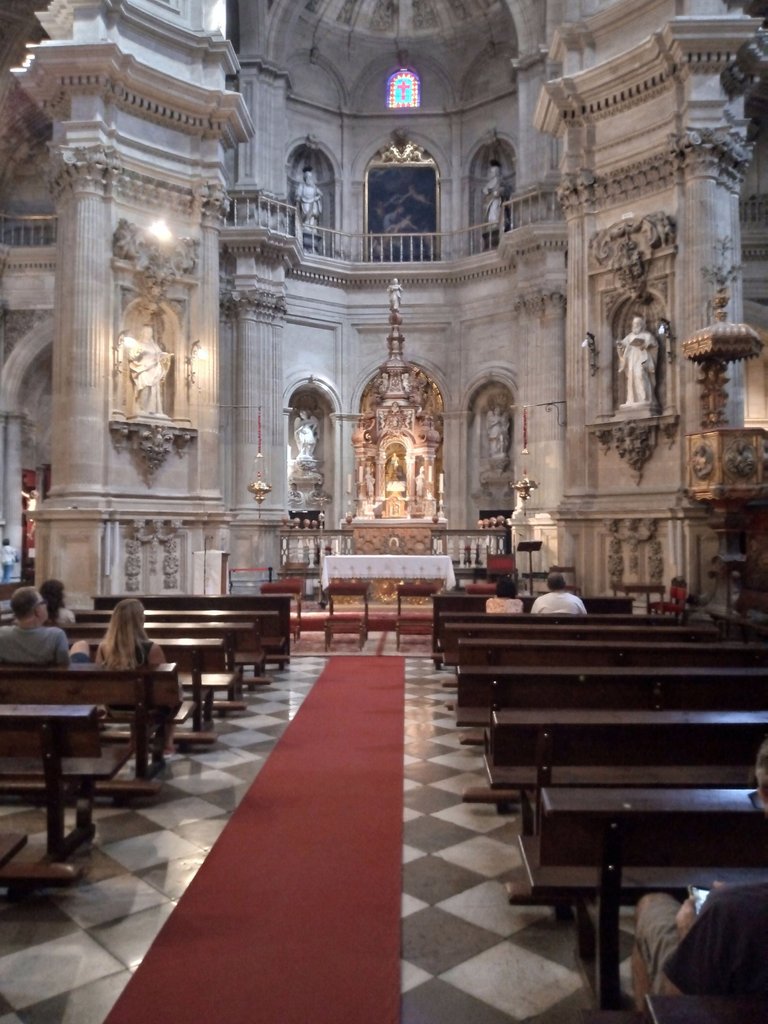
[92,598,176,755]
[486,575,523,614]
[40,578,76,626]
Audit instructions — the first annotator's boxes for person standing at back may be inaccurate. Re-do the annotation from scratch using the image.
[0,586,70,665]
[1,538,17,584]
[530,572,587,615]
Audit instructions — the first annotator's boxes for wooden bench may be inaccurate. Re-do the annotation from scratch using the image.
[454,664,768,726]
[518,786,768,1009]
[0,704,132,860]
[92,594,292,668]
[72,612,276,680]
[432,593,634,667]
[0,664,189,790]
[485,708,768,832]
[646,995,768,1024]
[456,638,768,671]
[441,621,719,668]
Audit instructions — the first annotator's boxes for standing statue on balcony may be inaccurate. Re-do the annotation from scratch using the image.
[296,167,322,228]
[483,161,503,224]
[616,315,658,407]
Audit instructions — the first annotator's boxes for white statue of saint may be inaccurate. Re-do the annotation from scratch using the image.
[388,278,402,312]
[296,167,322,228]
[483,162,503,224]
[415,465,426,501]
[294,408,320,460]
[486,405,510,458]
[616,315,658,407]
[126,324,172,416]
[364,464,375,501]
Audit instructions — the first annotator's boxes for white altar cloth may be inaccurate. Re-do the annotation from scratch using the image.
[321,554,456,590]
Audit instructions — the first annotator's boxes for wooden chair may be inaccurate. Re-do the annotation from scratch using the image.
[261,579,303,640]
[395,582,440,650]
[649,576,688,622]
[324,582,370,650]
[486,554,516,580]
[611,582,665,614]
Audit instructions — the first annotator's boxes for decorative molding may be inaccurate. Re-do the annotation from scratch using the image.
[4,308,51,355]
[112,219,198,306]
[605,517,663,587]
[109,420,195,482]
[373,132,436,166]
[588,213,676,296]
[511,289,567,318]
[125,518,183,591]
[591,414,679,484]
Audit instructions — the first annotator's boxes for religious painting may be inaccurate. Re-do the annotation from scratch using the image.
[366,165,437,237]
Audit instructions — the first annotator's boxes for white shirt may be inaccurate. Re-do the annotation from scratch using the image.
[530,590,587,615]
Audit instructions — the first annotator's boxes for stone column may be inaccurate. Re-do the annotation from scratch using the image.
[47,146,115,499]
[194,182,229,498]
[673,129,751,429]
[0,414,23,556]
[230,288,286,513]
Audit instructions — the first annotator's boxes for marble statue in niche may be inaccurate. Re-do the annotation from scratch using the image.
[483,161,503,223]
[127,325,172,416]
[295,167,323,228]
[616,315,659,409]
[294,408,320,462]
[486,404,510,459]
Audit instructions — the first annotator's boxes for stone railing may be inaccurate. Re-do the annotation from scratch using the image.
[226,186,562,264]
[0,214,57,247]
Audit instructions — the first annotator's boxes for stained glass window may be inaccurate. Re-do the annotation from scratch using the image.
[387,69,420,109]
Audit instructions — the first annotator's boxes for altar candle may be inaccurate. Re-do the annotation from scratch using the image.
[439,472,444,494]
[428,465,433,483]
[346,474,352,494]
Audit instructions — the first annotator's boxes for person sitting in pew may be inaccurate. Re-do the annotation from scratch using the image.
[0,586,71,665]
[530,572,587,615]
[631,738,768,1007]
[486,576,523,614]
[39,578,76,627]
[93,598,176,755]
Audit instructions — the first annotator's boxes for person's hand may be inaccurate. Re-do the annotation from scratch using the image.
[675,897,697,941]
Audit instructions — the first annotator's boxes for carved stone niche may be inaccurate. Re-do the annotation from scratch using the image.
[590,414,679,484]
[109,420,196,483]
[687,429,767,503]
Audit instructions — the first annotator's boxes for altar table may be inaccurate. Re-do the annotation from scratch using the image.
[321,555,456,598]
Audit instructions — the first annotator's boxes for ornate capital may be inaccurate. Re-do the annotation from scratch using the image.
[512,290,567,317]
[48,145,120,200]
[195,181,230,227]
[109,420,196,483]
[669,127,753,192]
[222,287,287,323]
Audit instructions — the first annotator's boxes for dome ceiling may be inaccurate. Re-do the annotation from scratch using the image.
[294,0,510,43]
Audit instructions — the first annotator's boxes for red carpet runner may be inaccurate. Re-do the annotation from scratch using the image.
[105,656,405,1024]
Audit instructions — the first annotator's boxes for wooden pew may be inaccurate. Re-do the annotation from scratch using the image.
[518,786,768,1009]
[0,664,188,790]
[485,708,768,831]
[456,638,768,670]
[646,995,768,1024]
[149,637,245,734]
[432,593,635,667]
[92,595,292,667]
[0,704,132,860]
[441,621,719,668]
[455,664,768,726]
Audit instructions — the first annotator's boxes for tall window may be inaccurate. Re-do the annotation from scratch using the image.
[387,69,420,109]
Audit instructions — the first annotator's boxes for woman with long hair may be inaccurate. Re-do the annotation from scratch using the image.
[96,598,176,754]
[39,578,76,626]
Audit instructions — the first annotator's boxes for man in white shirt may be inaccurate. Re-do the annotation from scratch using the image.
[0,586,70,665]
[530,572,586,615]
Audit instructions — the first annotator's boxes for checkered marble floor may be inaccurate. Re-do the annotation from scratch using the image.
[0,652,633,1023]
